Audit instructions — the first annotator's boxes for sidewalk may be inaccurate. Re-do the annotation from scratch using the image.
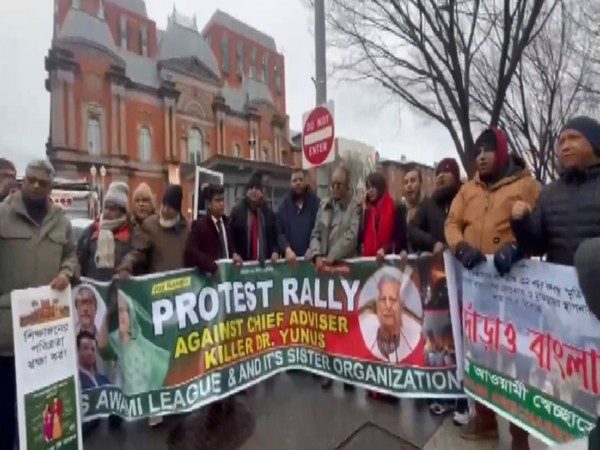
[424,416,548,450]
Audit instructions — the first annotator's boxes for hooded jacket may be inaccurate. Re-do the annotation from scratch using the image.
[445,133,541,255]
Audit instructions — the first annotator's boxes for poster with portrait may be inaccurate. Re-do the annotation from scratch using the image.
[12,285,83,450]
[193,166,224,220]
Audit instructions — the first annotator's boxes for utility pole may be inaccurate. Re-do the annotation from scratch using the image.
[314,0,329,198]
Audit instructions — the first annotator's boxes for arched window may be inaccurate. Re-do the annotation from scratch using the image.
[87,116,101,155]
[188,128,203,164]
[138,126,152,162]
[234,144,242,158]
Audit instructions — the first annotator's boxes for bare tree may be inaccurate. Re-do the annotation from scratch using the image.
[474,0,600,182]
[320,0,556,175]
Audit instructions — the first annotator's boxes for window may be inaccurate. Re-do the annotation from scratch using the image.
[236,42,243,79]
[139,25,148,56]
[205,35,211,47]
[275,64,282,94]
[87,116,101,155]
[221,36,230,74]
[250,48,256,79]
[138,126,152,162]
[233,144,242,158]
[188,128,203,164]
[119,16,128,50]
[261,144,270,161]
[262,54,269,84]
[249,130,257,160]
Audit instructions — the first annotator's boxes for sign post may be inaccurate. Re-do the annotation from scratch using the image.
[302,101,335,170]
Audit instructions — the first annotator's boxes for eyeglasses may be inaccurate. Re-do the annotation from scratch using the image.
[25,176,50,189]
[331,181,344,188]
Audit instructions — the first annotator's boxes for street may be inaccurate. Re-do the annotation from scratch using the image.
[84,372,548,450]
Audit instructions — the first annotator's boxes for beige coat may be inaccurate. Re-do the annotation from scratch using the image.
[0,191,77,354]
[310,195,361,261]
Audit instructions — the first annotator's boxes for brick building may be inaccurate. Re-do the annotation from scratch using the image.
[45,0,299,216]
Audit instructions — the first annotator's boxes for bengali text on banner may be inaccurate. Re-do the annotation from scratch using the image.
[67,254,463,421]
[459,258,599,445]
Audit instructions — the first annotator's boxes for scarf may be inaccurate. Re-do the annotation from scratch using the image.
[363,192,395,257]
[246,205,267,265]
[159,213,180,229]
[95,216,127,269]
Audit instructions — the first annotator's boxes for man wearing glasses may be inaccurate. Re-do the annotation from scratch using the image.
[0,159,77,449]
[0,158,17,202]
[309,164,361,389]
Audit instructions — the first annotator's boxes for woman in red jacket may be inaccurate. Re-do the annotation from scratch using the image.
[361,171,398,401]
[362,171,395,259]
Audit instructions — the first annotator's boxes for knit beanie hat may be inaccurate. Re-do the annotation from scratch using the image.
[561,116,600,156]
[436,158,460,182]
[163,184,183,212]
[133,182,153,200]
[246,171,263,191]
[104,181,129,211]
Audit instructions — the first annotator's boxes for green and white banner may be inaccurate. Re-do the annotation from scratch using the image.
[460,258,598,445]
[69,254,462,421]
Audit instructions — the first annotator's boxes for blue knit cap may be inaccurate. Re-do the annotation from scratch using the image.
[561,116,600,156]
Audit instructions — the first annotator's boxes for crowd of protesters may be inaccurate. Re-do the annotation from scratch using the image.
[1,114,600,449]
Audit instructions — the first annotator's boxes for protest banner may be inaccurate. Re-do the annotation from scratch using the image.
[460,258,598,445]
[12,286,83,450]
[73,254,463,421]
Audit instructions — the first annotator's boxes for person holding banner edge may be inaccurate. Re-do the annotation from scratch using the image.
[445,127,541,450]
[0,159,77,450]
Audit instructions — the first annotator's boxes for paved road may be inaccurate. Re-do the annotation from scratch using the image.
[85,372,551,449]
[85,372,443,450]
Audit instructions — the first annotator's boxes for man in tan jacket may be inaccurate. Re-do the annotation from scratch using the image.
[0,159,77,449]
[445,128,540,450]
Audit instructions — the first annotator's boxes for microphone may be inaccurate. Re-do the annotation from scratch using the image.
[574,238,600,322]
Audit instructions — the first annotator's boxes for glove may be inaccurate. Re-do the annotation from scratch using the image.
[455,242,486,270]
[493,243,523,276]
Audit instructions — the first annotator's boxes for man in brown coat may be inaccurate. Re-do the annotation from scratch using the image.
[0,159,77,449]
[120,184,189,275]
[445,127,540,450]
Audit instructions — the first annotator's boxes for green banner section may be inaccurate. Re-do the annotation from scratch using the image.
[465,359,595,443]
[82,348,461,420]
[75,254,463,420]
[460,258,600,444]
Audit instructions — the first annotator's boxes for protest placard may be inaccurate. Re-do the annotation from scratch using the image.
[74,254,464,421]
[12,286,82,450]
[460,258,598,445]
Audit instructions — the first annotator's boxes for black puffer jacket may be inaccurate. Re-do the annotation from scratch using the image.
[408,186,459,252]
[511,164,600,266]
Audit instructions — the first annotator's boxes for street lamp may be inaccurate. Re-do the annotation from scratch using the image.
[90,165,97,187]
[99,165,107,190]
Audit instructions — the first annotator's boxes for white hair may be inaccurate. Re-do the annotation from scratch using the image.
[25,159,55,181]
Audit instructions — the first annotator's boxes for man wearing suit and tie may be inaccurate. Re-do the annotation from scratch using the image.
[185,184,240,273]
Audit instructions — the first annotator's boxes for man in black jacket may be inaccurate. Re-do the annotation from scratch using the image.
[230,171,288,265]
[409,158,461,254]
[277,168,320,260]
[511,116,600,265]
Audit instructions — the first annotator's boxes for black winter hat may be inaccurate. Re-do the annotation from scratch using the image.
[163,184,183,212]
[246,171,263,191]
[562,116,600,156]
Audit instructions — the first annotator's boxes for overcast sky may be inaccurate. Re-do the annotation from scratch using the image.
[0,0,455,172]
